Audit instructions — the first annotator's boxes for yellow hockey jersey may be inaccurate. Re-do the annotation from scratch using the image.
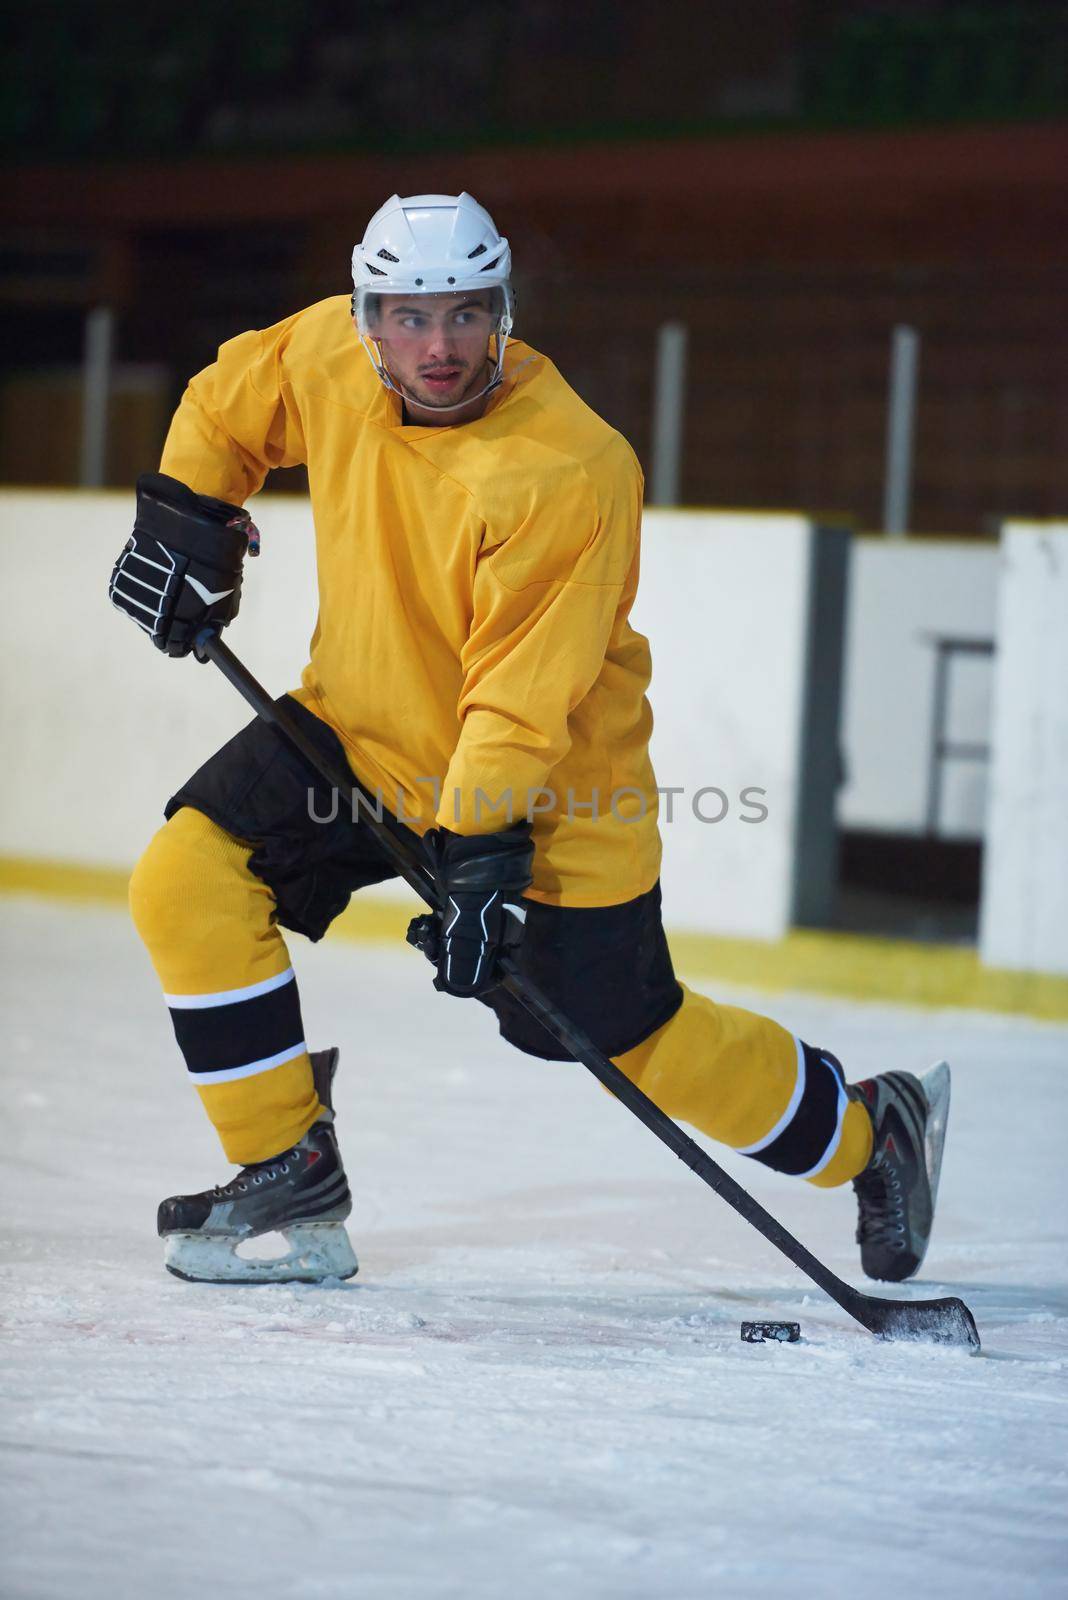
[160,295,661,907]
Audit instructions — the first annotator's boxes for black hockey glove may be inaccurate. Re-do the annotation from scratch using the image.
[109,472,258,658]
[407,823,534,998]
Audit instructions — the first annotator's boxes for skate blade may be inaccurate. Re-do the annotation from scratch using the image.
[919,1059,951,1216]
[163,1221,358,1285]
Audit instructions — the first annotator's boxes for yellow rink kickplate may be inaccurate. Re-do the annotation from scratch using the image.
[2,857,1067,1022]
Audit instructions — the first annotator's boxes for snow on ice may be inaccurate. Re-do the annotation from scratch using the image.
[2,896,1066,1599]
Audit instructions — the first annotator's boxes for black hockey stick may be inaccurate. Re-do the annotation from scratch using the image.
[195,630,980,1352]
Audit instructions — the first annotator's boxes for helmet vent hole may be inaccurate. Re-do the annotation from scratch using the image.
[376,248,399,263]
[467,243,487,259]
[367,263,386,277]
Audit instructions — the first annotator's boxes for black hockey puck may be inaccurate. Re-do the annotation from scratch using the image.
[740,1321,801,1344]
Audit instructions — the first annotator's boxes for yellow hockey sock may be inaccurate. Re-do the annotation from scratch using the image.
[129,806,321,1165]
[614,983,872,1187]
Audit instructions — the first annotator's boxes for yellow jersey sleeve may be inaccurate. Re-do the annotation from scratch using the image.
[438,447,642,834]
[160,321,307,503]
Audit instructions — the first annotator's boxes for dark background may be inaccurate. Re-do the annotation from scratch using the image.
[1,0,1066,532]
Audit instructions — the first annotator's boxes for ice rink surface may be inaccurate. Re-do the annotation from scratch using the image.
[2,896,1066,1600]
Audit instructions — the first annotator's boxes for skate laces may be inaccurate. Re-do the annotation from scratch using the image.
[853,1155,907,1250]
[213,1144,303,1197]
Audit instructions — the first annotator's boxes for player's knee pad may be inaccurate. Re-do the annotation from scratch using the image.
[129,806,261,959]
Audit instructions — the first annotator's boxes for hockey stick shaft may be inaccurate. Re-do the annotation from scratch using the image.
[195,631,979,1349]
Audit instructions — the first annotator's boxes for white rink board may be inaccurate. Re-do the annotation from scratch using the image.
[0,489,319,870]
[837,538,998,838]
[980,521,1068,975]
[631,511,814,937]
[0,493,821,940]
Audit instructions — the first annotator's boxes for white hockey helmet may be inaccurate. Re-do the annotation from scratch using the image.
[352,192,514,409]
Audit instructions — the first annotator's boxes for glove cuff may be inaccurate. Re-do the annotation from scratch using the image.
[135,473,251,570]
[431,823,534,896]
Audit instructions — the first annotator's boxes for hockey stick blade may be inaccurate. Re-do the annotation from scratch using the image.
[843,1290,980,1351]
[195,633,982,1353]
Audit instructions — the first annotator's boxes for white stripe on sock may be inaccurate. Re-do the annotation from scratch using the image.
[190,1041,307,1086]
[734,1035,807,1155]
[165,967,295,1010]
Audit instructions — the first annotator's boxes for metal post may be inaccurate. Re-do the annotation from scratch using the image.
[926,639,950,836]
[882,323,920,537]
[650,320,688,506]
[79,305,114,488]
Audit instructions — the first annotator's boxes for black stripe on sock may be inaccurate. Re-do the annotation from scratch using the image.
[170,978,305,1076]
[748,1044,844,1177]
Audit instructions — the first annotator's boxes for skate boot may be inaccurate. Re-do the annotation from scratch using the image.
[849,1061,950,1283]
[159,1048,357,1285]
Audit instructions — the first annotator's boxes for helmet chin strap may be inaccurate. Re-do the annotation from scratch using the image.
[359,327,511,416]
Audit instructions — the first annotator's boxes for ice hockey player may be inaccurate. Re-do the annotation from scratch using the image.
[110,192,950,1286]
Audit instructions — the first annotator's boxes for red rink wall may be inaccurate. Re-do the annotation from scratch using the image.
[2,124,1066,533]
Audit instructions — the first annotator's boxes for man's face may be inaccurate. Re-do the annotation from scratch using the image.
[368,291,497,410]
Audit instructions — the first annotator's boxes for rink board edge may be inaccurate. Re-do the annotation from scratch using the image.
[3,854,1067,1022]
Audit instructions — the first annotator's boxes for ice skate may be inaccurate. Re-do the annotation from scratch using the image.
[158,1048,357,1285]
[849,1061,950,1283]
